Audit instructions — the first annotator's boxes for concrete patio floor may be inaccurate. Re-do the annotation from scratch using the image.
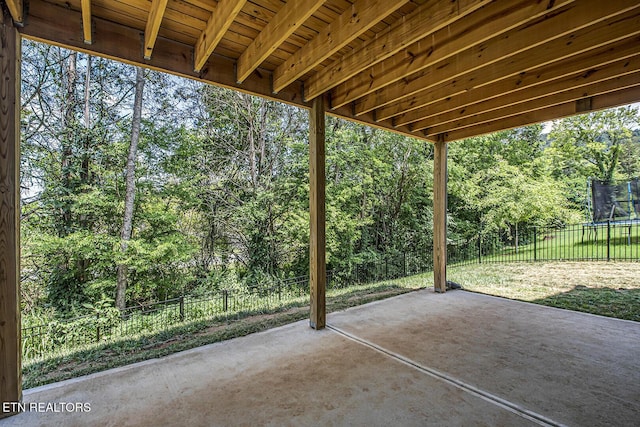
[2,290,639,426]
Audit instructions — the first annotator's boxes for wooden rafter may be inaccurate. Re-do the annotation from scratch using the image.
[7,0,640,144]
[363,3,640,119]
[376,8,640,123]
[236,0,324,84]
[329,0,575,110]
[426,71,640,137]
[144,0,169,60]
[441,85,640,142]
[80,0,92,44]
[4,0,22,23]
[303,0,492,101]
[272,0,410,95]
[17,0,422,143]
[396,37,640,129]
[414,51,640,133]
[194,0,246,72]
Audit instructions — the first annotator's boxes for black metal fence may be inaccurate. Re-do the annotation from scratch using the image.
[21,220,640,361]
[447,220,640,266]
[21,252,435,361]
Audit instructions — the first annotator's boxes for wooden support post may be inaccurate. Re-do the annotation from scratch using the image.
[309,96,326,329]
[433,136,447,293]
[0,8,22,417]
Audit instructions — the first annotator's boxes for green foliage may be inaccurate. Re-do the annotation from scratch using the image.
[19,40,640,324]
[547,107,640,211]
[448,125,579,239]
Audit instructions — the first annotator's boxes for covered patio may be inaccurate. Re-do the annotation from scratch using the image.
[2,290,639,426]
[2,0,640,420]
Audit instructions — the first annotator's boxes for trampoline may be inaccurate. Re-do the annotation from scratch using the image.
[583,178,640,244]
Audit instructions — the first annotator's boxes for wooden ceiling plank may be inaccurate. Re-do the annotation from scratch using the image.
[368,8,640,120]
[80,0,92,44]
[441,85,640,142]
[4,0,23,23]
[425,71,640,136]
[194,0,247,72]
[144,0,169,59]
[236,0,325,84]
[304,0,493,101]
[410,47,640,131]
[330,0,575,110]
[19,0,430,142]
[272,0,411,95]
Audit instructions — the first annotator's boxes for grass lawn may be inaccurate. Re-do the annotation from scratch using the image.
[23,261,639,389]
[23,280,424,389]
[448,261,640,321]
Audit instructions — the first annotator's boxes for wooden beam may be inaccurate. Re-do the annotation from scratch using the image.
[18,1,431,144]
[433,136,447,293]
[397,37,640,129]
[20,3,427,144]
[425,71,640,136]
[3,0,22,23]
[144,0,169,59]
[272,0,410,95]
[80,0,92,44]
[371,7,640,120]
[0,8,22,417]
[236,0,324,84]
[418,54,640,134]
[309,95,326,330]
[193,0,246,72]
[20,1,306,106]
[304,0,492,101]
[329,0,573,110]
[441,85,640,142]
[356,0,639,117]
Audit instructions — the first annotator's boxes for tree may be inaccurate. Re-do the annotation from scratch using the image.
[116,66,145,310]
[548,107,640,184]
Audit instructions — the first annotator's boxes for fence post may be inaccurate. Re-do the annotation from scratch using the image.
[533,226,537,262]
[403,252,407,277]
[278,281,282,301]
[179,296,185,321]
[223,290,229,312]
[607,220,611,261]
[96,312,100,343]
[385,258,388,279]
[477,235,482,264]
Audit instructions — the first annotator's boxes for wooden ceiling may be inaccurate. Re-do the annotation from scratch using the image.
[4,0,640,142]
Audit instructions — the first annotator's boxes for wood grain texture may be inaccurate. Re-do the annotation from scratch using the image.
[4,0,23,23]
[272,0,410,94]
[357,0,639,117]
[397,37,640,129]
[0,8,22,416]
[305,0,493,102]
[144,0,169,59]
[442,85,640,142]
[193,0,246,72]
[432,137,447,293]
[236,0,324,83]
[329,0,574,110]
[375,10,640,125]
[309,95,326,330]
[81,0,92,44]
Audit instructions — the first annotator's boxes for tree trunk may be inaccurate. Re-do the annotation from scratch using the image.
[116,66,145,310]
[60,51,77,237]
